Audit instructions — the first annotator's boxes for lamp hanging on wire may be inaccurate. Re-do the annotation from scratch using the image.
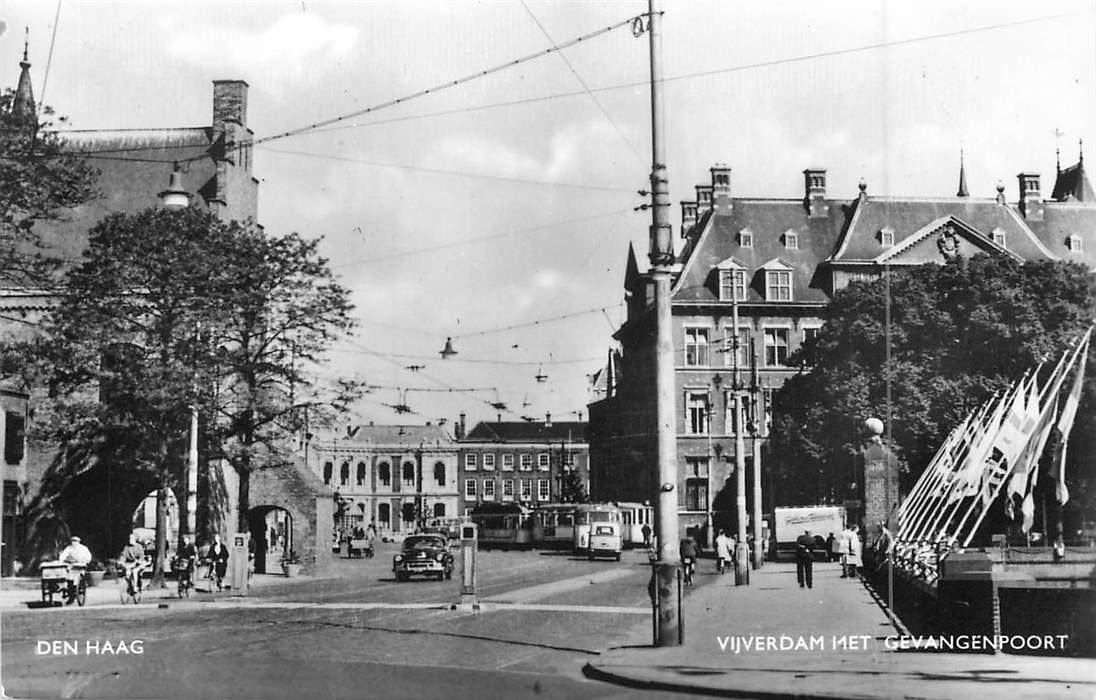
[439,337,457,359]
[159,162,190,209]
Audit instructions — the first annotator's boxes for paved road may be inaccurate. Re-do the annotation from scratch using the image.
[2,544,711,699]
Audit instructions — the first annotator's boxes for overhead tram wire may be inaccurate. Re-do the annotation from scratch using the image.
[519,0,645,166]
[329,209,633,268]
[329,342,603,367]
[448,304,619,340]
[254,146,634,193]
[36,9,1084,162]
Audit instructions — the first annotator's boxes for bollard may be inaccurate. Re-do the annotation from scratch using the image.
[459,523,478,608]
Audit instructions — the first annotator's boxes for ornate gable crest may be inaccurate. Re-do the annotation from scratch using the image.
[936,224,960,259]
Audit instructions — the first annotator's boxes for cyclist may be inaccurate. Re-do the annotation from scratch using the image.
[175,535,197,593]
[119,532,149,593]
[58,536,93,591]
[714,529,734,575]
[679,535,700,586]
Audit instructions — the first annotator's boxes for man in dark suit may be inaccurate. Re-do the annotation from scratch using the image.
[206,534,230,590]
[795,530,816,589]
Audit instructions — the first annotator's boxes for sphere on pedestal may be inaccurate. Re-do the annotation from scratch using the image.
[864,417,884,436]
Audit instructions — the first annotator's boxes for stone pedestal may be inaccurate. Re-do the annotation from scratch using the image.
[861,438,898,539]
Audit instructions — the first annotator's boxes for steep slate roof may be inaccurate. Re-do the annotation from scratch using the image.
[344,424,455,446]
[463,421,588,443]
[829,197,1057,263]
[673,200,843,303]
[1032,204,1096,268]
[36,129,218,261]
[1051,161,1095,202]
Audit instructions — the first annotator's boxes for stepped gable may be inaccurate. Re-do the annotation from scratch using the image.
[673,199,843,303]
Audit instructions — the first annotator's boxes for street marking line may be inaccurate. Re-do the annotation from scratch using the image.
[482,567,633,603]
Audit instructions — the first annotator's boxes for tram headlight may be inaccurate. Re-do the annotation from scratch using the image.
[435,552,445,562]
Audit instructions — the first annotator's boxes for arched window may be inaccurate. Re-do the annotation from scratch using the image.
[340,461,350,486]
[434,462,446,487]
[378,462,391,487]
[323,462,333,485]
[378,503,390,526]
[433,503,446,517]
[402,461,415,487]
[356,461,367,486]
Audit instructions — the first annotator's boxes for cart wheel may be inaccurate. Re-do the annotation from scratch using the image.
[76,579,87,607]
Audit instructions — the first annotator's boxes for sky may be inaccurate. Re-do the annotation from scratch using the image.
[2,0,1095,432]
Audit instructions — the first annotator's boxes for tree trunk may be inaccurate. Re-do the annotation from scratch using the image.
[152,483,168,588]
[237,467,250,533]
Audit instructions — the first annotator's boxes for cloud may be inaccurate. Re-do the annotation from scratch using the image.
[165,12,357,87]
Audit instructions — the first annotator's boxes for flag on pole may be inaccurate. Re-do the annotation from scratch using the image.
[1049,331,1090,505]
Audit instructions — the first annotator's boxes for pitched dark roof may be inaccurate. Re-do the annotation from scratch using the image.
[344,424,455,446]
[1051,161,1096,202]
[673,200,843,303]
[830,197,1057,263]
[463,421,588,443]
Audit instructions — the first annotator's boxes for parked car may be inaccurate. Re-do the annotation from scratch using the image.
[393,534,453,582]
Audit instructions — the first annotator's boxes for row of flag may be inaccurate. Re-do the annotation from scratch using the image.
[896,325,1091,554]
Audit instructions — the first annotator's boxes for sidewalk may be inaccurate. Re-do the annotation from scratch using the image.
[585,561,1096,699]
[0,571,298,610]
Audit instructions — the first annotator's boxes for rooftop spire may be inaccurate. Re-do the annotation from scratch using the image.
[12,27,37,128]
[956,149,969,198]
[1080,138,1085,166]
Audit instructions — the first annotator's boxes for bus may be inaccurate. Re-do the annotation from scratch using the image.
[531,504,578,550]
[573,503,623,560]
[469,503,533,550]
[615,502,654,548]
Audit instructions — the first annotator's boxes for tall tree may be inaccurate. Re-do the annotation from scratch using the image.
[35,207,356,580]
[0,90,98,287]
[768,255,1096,508]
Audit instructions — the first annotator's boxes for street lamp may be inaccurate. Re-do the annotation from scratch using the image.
[158,163,190,209]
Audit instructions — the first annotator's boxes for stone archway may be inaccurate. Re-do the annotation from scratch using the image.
[247,505,293,574]
[247,459,333,575]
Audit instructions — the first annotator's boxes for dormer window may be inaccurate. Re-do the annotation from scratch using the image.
[783,231,799,250]
[738,228,753,248]
[1068,234,1083,253]
[991,228,1006,248]
[719,269,747,301]
[760,258,794,301]
[878,226,894,247]
[715,257,748,301]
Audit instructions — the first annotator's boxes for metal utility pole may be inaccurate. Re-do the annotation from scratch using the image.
[645,0,682,647]
[751,354,764,569]
[731,296,749,584]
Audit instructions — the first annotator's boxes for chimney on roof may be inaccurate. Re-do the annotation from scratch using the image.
[213,80,248,128]
[680,201,697,237]
[711,165,732,214]
[1017,172,1043,221]
[457,412,466,440]
[695,185,713,218]
[545,412,552,428]
[803,168,828,218]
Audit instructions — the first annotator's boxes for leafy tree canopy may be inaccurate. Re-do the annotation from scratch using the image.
[768,254,1096,507]
[0,91,98,287]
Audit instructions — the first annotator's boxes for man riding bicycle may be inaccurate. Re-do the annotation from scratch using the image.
[57,536,92,588]
[119,533,149,592]
[680,535,700,586]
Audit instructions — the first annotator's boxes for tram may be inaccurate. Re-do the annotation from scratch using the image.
[530,504,578,549]
[615,502,654,548]
[573,503,623,560]
[468,503,533,550]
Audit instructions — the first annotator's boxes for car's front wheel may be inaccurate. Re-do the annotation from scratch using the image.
[395,572,407,583]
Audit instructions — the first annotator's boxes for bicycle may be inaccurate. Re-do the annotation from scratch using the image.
[118,560,147,604]
[681,556,696,587]
[204,559,224,592]
[173,557,194,598]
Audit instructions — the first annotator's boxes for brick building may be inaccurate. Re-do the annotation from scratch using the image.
[2,51,332,573]
[457,419,589,514]
[589,155,1096,543]
[308,424,460,538]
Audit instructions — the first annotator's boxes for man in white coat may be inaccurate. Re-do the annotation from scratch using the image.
[845,525,863,578]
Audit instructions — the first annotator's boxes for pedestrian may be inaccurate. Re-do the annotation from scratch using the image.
[206,533,230,590]
[825,532,837,562]
[714,529,734,574]
[838,524,854,577]
[795,529,815,589]
[846,525,862,578]
[641,523,652,549]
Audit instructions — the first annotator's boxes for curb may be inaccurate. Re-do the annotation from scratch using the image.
[582,662,835,700]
